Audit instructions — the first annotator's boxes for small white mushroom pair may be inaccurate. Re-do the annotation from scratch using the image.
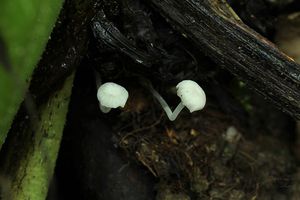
[97,80,206,121]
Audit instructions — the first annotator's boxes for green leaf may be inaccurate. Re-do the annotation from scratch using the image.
[0,0,63,148]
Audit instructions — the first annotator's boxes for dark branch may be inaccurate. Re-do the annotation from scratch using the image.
[146,0,300,119]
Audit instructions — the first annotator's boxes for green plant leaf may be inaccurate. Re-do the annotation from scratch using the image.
[0,0,63,148]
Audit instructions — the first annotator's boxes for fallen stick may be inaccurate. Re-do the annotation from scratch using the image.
[147,0,300,119]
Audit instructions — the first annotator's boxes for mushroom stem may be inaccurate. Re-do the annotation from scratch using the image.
[150,87,172,117]
[99,104,111,113]
[170,102,185,121]
[148,86,184,121]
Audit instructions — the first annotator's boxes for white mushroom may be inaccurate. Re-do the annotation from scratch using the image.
[224,126,241,143]
[97,82,129,113]
[148,80,206,121]
[175,80,206,113]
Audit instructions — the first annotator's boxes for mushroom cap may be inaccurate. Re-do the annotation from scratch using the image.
[97,82,129,109]
[176,80,206,112]
[224,126,241,143]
